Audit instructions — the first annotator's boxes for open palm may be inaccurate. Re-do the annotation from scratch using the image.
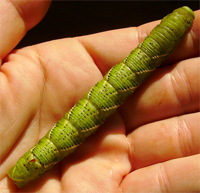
[0,1,199,192]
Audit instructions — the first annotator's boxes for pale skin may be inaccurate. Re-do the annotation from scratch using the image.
[0,1,200,192]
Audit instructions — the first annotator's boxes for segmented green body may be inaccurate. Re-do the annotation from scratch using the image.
[8,6,194,188]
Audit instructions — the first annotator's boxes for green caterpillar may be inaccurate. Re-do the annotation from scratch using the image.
[8,6,195,188]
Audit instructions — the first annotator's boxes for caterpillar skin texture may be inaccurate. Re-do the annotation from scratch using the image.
[8,6,195,188]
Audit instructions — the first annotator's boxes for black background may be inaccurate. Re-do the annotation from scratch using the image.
[16,1,199,49]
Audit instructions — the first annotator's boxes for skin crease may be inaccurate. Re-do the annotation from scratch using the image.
[0,0,199,192]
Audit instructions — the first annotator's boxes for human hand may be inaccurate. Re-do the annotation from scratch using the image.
[0,1,199,192]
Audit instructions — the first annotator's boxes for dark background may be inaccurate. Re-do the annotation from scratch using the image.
[16,1,199,49]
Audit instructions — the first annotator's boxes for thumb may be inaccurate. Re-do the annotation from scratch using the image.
[0,0,51,61]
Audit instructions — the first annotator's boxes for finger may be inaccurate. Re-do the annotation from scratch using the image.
[77,9,199,75]
[0,0,51,61]
[121,154,200,192]
[120,57,200,130]
[127,112,200,169]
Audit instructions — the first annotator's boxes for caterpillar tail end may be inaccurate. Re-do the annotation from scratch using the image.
[7,150,45,188]
[8,165,28,188]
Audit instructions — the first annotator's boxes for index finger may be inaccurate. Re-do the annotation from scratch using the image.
[78,9,199,75]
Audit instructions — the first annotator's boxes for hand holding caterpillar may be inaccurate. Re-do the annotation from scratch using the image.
[7,6,195,188]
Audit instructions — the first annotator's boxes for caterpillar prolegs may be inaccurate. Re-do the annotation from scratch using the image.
[8,6,195,187]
